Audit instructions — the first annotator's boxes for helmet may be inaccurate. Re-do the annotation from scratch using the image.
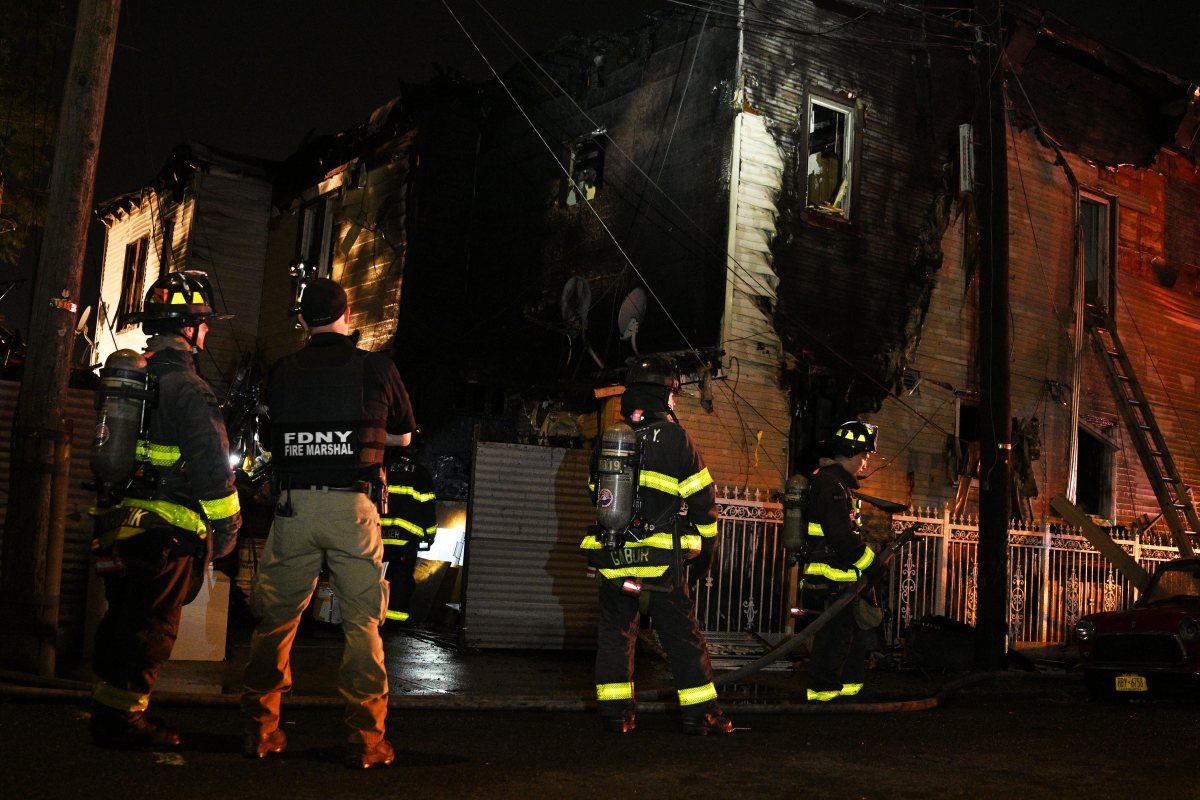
[132,270,229,325]
[830,420,878,457]
[625,355,681,393]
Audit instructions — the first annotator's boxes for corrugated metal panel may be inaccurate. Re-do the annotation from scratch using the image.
[0,380,104,653]
[461,442,599,649]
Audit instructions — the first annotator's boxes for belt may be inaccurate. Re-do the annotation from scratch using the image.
[295,482,371,494]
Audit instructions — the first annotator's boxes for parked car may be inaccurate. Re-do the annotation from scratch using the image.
[1075,557,1200,699]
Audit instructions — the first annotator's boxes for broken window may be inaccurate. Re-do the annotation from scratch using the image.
[117,236,149,331]
[804,93,857,219]
[1079,192,1116,314]
[565,130,606,207]
[1075,423,1115,519]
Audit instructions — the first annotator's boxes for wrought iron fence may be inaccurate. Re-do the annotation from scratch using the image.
[885,506,1180,645]
[685,492,1183,647]
[691,486,789,638]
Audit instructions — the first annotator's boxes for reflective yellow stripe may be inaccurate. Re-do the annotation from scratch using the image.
[92,680,149,713]
[677,467,712,499]
[90,497,207,537]
[854,547,875,571]
[598,565,670,579]
[387,485,436,503]
[382,537,410,547]
[385,610,410,621]
[138,440,181,467]
[677,682,717,707]
[199,491,240,521]
[596,682,634,701]
[639,470,679,495]
[581,533,692,551]
[803,562,861,582]
[380,517,426,538]
[807,522,825,536]
[696,521,717,539]
[840,683,863,696]
[807,688,839,702]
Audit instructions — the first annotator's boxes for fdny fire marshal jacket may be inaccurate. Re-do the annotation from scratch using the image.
[581,410,719,581]
[803,459,875,584]
[267,332,414,487]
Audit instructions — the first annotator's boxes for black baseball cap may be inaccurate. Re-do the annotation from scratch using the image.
[299,278,348,326]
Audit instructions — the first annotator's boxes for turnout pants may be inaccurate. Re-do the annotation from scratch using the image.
[241,489,389,746]
[92,529,196,713]
[382,540,419,622]
[805,582,867,695]
[594,578,719,717]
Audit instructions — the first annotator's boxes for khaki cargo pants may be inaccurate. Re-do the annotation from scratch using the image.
[241,488,389,745]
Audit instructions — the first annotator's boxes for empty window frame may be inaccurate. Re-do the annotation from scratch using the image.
[291,195,336,316]
[1075,423,1115,519]
[804,92,858,219]
[1079,191,1117,314]
[117,236,149,331]
[565,131,606,207]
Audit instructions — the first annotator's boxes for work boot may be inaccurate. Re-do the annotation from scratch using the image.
[90,705,181,749]
[345,738,395,770]
[681,710,735,736]
[600,709,637,734]
[243,728,288,759]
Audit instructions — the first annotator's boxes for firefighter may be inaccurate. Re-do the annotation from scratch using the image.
[380,441,437,627]
[89,270,242,748]
[802,419,882,702]
[241,278,415,769]
[580,355,734,736]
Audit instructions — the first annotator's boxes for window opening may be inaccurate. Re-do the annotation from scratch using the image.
[806,96,855,219]
[1075,424,1114,519]
[1080,193,1115,314]
[118,236,149,331]
[566,131,606,207]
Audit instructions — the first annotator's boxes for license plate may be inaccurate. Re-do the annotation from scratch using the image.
[1115,674,1148,692]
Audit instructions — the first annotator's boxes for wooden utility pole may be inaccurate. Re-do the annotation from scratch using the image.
[973,0,1012,671]
[0,0,121,675]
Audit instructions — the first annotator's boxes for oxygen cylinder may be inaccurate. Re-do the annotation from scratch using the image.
[781,472,810,554]
[91,349,151,489]
[595,421,640,549]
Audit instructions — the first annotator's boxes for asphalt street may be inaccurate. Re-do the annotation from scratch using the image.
[1,679,1195,800]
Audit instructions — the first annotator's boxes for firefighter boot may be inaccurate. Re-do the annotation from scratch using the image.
[89,703,182,749]
[600,709,637,734]
[681,708,735,737]
[345,738,395,769]
[243,727,288,759]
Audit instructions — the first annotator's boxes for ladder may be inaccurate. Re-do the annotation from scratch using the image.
[1088,315,1197,556]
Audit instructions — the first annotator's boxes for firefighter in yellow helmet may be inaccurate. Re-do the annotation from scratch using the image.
[580,355,733,736]
[89,270,241,748]
[802,419,881,702]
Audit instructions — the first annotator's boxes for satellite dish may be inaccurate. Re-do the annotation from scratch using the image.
[560,276,591,332]
[617,287,647,354]
[75,305,92,334]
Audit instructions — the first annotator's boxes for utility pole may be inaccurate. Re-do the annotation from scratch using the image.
[0,0,122,674]
[973,0,1012,671]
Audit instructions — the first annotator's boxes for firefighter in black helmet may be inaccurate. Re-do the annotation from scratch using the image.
[89,270,242,748]
[580,355,734,736]
[803,419,881,702]
[380,436,437,628]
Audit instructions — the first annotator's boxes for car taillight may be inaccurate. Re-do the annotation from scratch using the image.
[1178,617,1200,644]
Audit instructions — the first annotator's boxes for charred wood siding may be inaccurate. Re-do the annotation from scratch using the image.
[469,24,738,383]
[741,2,973,403]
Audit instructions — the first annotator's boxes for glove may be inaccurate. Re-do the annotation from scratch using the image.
[209,512,242,562]
[862,553,887,584]
[688,539,716,580]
